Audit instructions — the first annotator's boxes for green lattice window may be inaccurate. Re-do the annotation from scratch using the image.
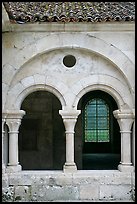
[84,98,110,142]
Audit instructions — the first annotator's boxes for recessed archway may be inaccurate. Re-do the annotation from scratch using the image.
[75,90,121,170]
[19,90,65,170]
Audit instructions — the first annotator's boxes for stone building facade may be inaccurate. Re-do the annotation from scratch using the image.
[2,2,135,202]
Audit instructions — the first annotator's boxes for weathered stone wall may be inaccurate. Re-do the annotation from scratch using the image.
[2,171,135,202]
[2,30,135,111]
[2,22,135,202]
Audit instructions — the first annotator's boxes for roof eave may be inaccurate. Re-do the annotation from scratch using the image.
[2,3,12,32]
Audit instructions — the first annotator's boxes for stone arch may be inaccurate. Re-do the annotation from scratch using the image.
[72,75,133,110]
[5,82,66,110]
[11,33,134,93]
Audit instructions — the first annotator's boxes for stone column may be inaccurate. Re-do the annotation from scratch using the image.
[59,109,81,172]
[113,109,135,172]
[5,110,25,172]
[2,113,7,174]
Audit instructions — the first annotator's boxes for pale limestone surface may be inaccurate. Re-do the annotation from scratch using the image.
[2,13,135,202]
[2,171,135,202]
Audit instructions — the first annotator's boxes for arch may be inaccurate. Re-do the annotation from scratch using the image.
[9,33,134,93]
[17,84,66,110]
[5,83,66,110]
[71,74,134,110]
[73,84,127,110]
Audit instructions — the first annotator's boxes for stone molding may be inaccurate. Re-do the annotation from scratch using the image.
[2,110,26,119]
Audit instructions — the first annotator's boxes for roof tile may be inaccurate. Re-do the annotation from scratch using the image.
[3,2,135,24]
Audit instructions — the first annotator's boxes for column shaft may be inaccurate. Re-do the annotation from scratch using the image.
[2,118,6,173]
[8,132,19,165]
[59,109,81,172]
[66,133,74,164]
[120,131,132,165]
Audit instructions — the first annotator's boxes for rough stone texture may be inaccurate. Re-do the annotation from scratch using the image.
[14,186,31,202]
[31,185,79,201]
[2,174,9,188]
[79,184,99,200]
[2,171,135,202]
[2,186,14,202]
[99,184,132,201]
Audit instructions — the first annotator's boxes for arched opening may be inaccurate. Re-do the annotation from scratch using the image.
[75,90,121,170]
[19,91,65,170]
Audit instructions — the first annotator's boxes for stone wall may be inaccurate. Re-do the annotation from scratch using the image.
[2,22,135,202]
[2,171,135,202]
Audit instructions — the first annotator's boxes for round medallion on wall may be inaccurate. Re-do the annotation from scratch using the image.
[63,55,76,68]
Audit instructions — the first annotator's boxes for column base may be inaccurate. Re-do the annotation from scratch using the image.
[6,164,22,173]
[63,162,77,173]
[118,164,135,172]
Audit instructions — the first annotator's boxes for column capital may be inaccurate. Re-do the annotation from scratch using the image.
[59,109,81,133]
[59,109,81,119]
[5,110,25,132]
[113,109,134,131]
[113,109,135,119]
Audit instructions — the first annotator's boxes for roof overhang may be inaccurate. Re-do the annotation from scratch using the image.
[2,3,11,32]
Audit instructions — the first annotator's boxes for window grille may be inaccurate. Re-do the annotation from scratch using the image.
[84,98,110,142]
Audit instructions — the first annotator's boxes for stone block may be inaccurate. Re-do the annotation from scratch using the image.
[99,184,132,201]
[2,174,9,188]
[33,74,46,84]
[48,174,73,186]
[72,174,98,185]
[2,63,16,85]
[99,172,132,185]
[79,184,99,200]
[21,76,35,87]
[31,185,79,201]
[9,174,31,186]
[14,186,31,202]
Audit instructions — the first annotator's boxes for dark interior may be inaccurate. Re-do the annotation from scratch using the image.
[75,90,121,170]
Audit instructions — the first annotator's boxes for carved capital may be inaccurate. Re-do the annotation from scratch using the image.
[4,110,25,132]
[59,109,81,133]
[113,109,134,131]
[6,119,21,133]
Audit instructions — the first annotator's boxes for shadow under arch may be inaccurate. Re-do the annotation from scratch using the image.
[74,90,121,170]
[19,90,66,170]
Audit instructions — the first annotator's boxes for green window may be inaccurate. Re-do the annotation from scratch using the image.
[84,98,110,142]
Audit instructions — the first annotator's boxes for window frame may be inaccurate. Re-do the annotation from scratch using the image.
[82,91,116,147]
[84,98,110,143]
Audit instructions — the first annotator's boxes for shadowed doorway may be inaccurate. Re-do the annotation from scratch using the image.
[19,91,65,170]
[75,90,121,170]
